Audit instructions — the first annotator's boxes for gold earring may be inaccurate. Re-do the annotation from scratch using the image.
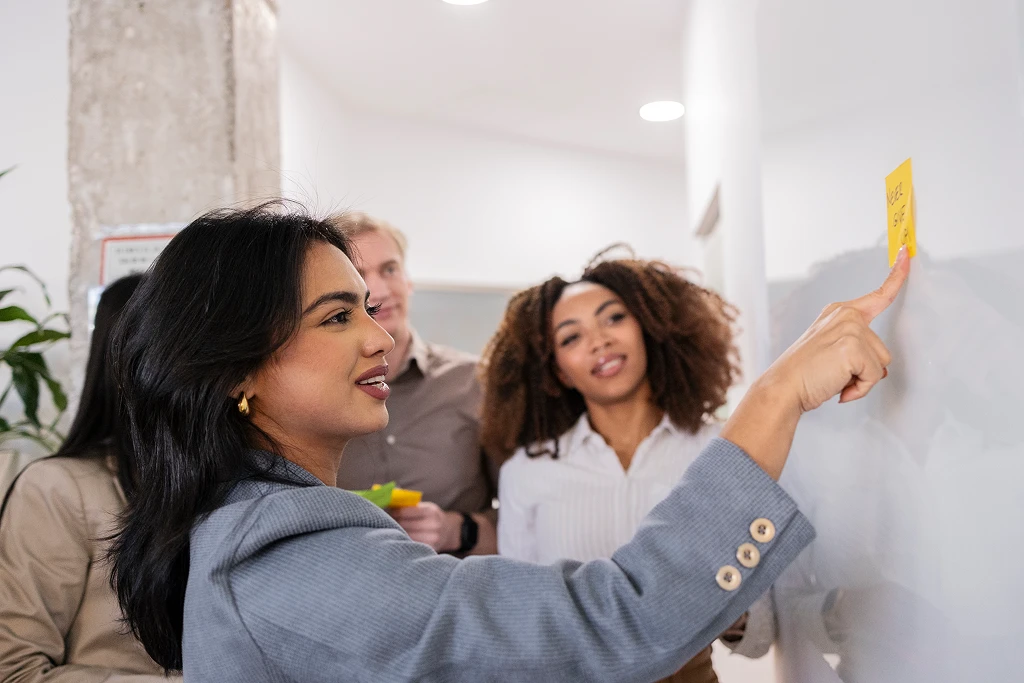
[238,394,250,416]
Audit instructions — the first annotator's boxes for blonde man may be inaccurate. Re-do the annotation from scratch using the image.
[333,213,497,555]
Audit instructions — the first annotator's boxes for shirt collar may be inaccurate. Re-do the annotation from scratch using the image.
[244,449,325,488]
[394,328,431,379]
[563,411,678,460]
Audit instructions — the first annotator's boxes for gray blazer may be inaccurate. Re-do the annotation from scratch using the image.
[182,438,814,682]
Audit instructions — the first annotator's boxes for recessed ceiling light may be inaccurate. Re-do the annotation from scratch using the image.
[442,0,490,5]
[639,101,685,122]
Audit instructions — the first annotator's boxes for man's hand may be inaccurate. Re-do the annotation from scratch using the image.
[390,502,462,552]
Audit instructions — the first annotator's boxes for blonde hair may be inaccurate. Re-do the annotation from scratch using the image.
[329,211,408,261]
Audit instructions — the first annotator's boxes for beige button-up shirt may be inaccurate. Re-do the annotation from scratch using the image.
[338,332,497,521]
[0,453,176,682]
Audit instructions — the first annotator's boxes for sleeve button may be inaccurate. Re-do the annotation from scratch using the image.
[716,565,742,591]
[737,542,761,568]
[750,518,776,543]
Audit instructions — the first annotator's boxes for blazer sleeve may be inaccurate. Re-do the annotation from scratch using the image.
[226,438,815,682]
[0,461,177,683]
[495,453,539,562]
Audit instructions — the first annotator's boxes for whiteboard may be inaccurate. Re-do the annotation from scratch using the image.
[770,249,1024,682]
[760,0,1024,680]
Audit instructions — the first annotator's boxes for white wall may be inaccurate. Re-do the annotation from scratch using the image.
[759,0,1024,281]
[281,51,693,289]
[0,0,70,309]
[0,0,71,437]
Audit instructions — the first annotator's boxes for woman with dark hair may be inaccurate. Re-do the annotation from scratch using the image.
[108,202,907,682]
[0,274,177,682]
[479,250,764,682]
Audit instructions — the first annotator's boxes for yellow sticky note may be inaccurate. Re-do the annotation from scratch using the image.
[351,482,423,508]
[885,158,917,266]
[389,488,423,508]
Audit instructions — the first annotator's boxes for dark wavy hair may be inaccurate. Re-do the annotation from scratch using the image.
[0,274,141,520]
[107,203,351,671]
[480,246,741,462]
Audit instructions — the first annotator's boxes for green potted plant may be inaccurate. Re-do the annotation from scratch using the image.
[0,165,71,492]
[0,265,71,452]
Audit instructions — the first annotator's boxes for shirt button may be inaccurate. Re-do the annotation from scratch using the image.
[716,565,742,591]
[737,542,761,568]
[385,435,396,446]
[750,518,776,543]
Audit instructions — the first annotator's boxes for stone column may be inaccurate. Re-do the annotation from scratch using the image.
[66,0,280,394]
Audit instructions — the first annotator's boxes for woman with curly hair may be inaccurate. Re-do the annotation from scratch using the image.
[481,248,768,682]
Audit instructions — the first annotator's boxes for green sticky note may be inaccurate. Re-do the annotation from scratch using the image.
[349,481,396,508]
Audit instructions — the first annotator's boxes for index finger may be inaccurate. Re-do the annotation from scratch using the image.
[847,246,911,322]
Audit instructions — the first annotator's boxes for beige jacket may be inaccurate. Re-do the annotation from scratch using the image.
[0,454,178,682]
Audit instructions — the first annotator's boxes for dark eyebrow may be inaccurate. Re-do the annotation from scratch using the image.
[302,290,369,316]
[594,299,620,316]
[554,299,620,332]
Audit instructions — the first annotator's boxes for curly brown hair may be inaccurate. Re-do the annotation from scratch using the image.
[480,246,741,462]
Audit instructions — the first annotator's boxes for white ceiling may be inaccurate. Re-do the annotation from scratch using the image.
[279,0,688,164]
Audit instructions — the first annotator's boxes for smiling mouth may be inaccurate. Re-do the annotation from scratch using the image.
[355,365,391,400]
[592,355,626,377]
[355,364,389,388]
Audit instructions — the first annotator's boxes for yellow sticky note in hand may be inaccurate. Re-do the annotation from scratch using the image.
[885,158,917,266]
[388,488,423,508]
[351,482,423,508]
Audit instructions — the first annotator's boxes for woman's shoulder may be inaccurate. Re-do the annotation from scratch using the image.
[196,481,403,561]
[498,437,577,502]
[500,438,568,472]
[2,455,123,547]
[697,421,723,440]
[10,454,113,498]
[499,447,534,475]
[8,453,124,527]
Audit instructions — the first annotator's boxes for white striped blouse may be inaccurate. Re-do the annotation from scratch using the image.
[498,413,720,564]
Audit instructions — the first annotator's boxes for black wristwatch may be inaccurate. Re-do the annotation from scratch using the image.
[455,513,479,554]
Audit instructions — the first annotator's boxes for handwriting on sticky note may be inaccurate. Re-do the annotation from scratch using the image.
[886,158,917,266]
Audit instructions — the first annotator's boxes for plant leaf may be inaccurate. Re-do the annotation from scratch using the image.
[4,351,66,417]
[0,289,15,305]
[0,166,14,181]
[0,415,9,432]
[0,265,52,308]
[0,305,37,324]
[9,328,70,349]
[8,351,48,376]
[43,375,68,412]
[10,363,40,428]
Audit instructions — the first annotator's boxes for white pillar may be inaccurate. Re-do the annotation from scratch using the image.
[682,0,771,402]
